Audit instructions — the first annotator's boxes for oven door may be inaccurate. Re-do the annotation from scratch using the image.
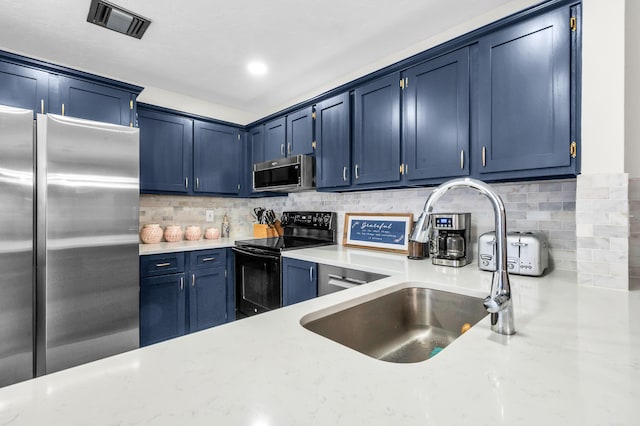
[233,247,281,317]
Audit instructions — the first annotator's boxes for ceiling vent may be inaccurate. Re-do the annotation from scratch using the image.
[87,0,151,39]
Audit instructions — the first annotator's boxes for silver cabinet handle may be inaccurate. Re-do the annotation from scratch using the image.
[196,177,200,189]
[179,277,184,290]
[41,99,44,114]
[155,263,171,267]
[191,274,195,287]
[309,267,314,282]
[354,164,360,180]
[281,144,285,156]
[287,143,292,155]
[61,103,65,116]
[460,150,464,169]
[343,166,347,181]
[185,177,189,189]
[482,146,486,167]
[201,257,216,262]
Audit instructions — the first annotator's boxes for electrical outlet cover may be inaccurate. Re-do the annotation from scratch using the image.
[205,210,214,222]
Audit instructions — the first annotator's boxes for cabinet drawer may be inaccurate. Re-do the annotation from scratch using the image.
[188,249,226,270]
[140,253,185,277]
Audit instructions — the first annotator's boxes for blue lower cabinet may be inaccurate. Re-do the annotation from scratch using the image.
[140,273,187,346]
[282,258,317,306]
[140,248,232,346]
[188,267,227,332]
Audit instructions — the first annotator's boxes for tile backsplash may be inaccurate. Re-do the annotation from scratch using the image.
[140,178,577,272]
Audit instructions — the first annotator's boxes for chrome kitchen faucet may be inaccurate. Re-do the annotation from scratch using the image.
[410,177,515,335]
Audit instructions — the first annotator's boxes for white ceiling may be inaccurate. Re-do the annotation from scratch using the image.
[0,0,537,124]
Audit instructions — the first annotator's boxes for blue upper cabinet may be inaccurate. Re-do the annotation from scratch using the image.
[249,125,265,165]
[0,60,49,114]
[476,7,575,179]
[264,116,286,160]
[138,107,193,193]
[193,120,242,195]
[315,92,351,189]
[50,75,134,126]
[353,72,401,187]
[286,106,315,156]
[403,48,470,183]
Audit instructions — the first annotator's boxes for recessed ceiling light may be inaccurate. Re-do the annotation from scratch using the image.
[247,61,268,76]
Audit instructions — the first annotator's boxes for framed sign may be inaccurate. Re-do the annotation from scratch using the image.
[343,213,414,254]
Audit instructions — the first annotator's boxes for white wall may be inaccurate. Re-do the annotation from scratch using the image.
[626,0,640,178]
[581,0,626,175]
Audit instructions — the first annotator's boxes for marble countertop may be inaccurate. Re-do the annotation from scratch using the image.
[1,246,639,425]
[138,236,249,255]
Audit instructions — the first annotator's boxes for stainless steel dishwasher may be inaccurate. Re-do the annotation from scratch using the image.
[318,264,388,296]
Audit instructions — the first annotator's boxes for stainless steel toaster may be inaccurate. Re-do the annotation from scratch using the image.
[478,231,549,276]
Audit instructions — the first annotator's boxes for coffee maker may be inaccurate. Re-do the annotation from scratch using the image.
[429,213,472,267]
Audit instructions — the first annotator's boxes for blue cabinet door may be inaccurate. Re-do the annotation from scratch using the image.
[249,125,265,165]
[476,7,573,177]
[138,107,193,193]
[0,60,49,114]
[353,72,401,187]
[403,48,470,182]
[315,92,351,189]
[264,116,286,160]
[282,258,317,306]
[193,120,241,194]
[286,106,314,156]
[188,267,227,332]
[140,273,186,346]
[51,75,133,126]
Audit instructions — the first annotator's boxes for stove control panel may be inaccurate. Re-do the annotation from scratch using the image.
[281,211,336,230]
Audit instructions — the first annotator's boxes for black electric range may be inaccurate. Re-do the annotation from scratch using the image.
[233,211,337,317]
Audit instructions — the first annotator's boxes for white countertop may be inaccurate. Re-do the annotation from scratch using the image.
[138,237,241,255]
[2,246,639,425]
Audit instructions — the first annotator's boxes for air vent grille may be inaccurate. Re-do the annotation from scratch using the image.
[87,0,151,39]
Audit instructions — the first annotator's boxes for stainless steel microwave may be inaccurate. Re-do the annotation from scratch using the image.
[253,154,315,192]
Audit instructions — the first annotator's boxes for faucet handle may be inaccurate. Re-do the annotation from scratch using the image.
[483,291,511,313]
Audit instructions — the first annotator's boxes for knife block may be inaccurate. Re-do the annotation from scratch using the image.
[253,224,278,238]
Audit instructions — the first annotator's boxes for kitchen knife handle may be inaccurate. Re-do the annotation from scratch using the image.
[343,166,347,181]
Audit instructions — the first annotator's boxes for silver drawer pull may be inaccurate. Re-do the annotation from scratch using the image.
[201,257,216,262]
[192,274,195,287]
[155,262,171,267]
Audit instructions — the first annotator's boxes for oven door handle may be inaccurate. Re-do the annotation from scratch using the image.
[232,246,281,261]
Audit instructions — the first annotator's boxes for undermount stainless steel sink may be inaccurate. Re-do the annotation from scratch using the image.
[301,287,488,363]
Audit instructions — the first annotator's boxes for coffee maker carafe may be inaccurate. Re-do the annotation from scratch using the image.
[429,213,472,267]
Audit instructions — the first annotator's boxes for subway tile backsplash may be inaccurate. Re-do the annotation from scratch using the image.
[140,178,578,272]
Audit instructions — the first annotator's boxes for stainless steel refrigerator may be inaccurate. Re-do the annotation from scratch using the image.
[0,105,140,388]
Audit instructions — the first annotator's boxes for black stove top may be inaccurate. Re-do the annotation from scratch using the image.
[235,211,337,254]
[235,236,335,252]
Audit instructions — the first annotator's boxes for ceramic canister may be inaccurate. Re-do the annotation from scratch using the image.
[204,227,220,240]
[140,224,163,244]
[164,225,183,242]
[185,225,202,241]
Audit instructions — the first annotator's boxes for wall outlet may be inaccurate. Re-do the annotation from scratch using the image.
[205,210,214,222]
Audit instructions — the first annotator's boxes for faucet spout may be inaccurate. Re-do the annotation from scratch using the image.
[410,177,515,335]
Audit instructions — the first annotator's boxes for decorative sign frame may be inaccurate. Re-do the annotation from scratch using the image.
[343,213,414,254]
